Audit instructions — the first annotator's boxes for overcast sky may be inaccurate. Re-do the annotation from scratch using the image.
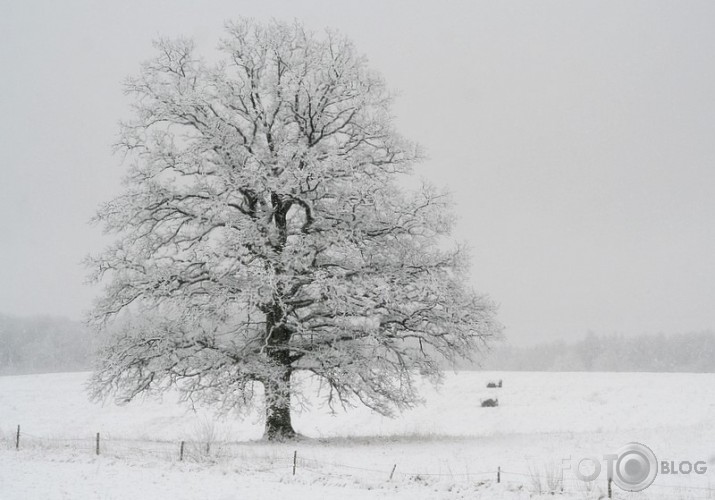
[2,1,714,345]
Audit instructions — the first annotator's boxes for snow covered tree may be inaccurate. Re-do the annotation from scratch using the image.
[87,19,501,440]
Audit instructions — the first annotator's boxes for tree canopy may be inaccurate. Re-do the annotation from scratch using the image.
[87,19,501,439]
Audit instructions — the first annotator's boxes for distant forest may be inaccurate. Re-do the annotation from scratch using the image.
[1,314,714,375]
[477,331,715,372]
[0,315,95,375]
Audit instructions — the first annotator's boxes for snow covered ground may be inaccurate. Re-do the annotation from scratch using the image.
[1,371,714,499]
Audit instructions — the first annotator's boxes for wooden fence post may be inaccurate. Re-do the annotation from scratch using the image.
[389,464,397,481]
[96,432,100,456]
[293,450,297,475]
[15,425,20,451]
[179,441,185,461]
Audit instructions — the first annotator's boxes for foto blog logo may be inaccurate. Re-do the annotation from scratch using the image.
[565,442,708,492]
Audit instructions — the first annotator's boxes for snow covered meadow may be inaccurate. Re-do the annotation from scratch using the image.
[1,371,714,499]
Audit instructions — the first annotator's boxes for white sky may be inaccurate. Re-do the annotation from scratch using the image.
[2,0,714,345]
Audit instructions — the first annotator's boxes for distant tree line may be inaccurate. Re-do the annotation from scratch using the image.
[478,331,715,372]
[1,316,714,375]
[0,314,94,375]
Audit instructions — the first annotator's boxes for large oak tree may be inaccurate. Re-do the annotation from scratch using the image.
[88,19,500,440]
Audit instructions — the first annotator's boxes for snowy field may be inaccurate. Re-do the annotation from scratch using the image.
[1,371,714,499]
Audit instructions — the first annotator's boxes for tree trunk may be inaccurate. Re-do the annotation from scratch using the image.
[263,298,296,440]
[264,366,295,440]
[263,194,296,440]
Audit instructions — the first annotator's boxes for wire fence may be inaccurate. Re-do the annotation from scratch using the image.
[3,425,715,499]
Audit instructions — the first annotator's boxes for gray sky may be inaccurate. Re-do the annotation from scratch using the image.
[2,0,714,345]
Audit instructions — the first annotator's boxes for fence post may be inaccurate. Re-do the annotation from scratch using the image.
[293,450,297,475]
[180,441,185,461]
[497,466,501,483]
[15,425,20,451]
[607,477,612,499]
[96,432,100,456]
[389,464,397,481]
